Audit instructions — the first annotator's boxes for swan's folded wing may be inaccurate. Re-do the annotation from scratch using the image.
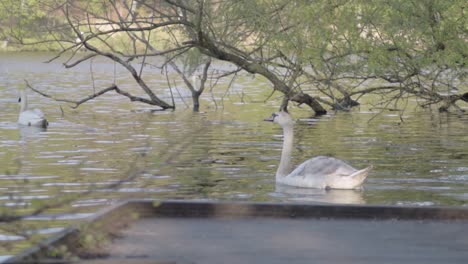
[32,108,46,118]
[290,156,356,178]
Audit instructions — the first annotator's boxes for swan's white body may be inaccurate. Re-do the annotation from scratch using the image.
[265,111,371,189]
[18,89,48,128]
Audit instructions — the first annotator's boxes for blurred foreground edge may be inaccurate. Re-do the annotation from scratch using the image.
[7,199,468,264]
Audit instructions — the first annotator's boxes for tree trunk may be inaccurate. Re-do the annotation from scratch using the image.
[289,93,327,115]
[192,92,201,112]
[195,33,327,115]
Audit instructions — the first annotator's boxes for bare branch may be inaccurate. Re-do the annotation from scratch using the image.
[63,53,98,68]
[26,81,164,109]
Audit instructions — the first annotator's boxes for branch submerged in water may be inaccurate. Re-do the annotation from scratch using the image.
[25,80,169,110]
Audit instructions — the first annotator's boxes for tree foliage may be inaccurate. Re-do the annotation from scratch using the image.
[4,0,467,113]
[0,0,49,42]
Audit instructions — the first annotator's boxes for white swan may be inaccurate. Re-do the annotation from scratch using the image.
[265,111,371,189]
[18,89,48,128]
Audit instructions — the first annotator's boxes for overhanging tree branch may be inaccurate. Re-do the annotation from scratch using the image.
[26,81,163,109]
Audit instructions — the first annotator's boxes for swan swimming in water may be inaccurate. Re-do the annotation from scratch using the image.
[265,111,371,189]
[18,89,48,128]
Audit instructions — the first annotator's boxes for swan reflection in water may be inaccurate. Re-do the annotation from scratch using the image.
[18,125,47,143]
[274,184,365,204]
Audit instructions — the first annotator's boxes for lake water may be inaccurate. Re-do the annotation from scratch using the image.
[0,52,467,256]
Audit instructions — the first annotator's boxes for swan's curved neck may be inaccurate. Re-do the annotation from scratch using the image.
[20,90,28,112]
[277,125,294,178]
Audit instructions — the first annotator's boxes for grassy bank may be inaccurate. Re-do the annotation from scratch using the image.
[0,40,68,52]
[1,28,182,53]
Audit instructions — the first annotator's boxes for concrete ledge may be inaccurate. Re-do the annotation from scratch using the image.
[7,200,468,263]
[149,200,468,220]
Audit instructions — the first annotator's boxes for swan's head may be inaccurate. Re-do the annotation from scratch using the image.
[264,111,294,127]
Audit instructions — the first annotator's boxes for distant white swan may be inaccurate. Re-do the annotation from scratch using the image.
[265,111,371,189]
[18,89,48,128]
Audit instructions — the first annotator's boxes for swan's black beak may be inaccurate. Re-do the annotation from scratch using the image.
[264,113,277,122]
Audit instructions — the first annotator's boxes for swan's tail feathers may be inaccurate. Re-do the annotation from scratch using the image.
[349,165,373,183]
[41,119,49,129]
